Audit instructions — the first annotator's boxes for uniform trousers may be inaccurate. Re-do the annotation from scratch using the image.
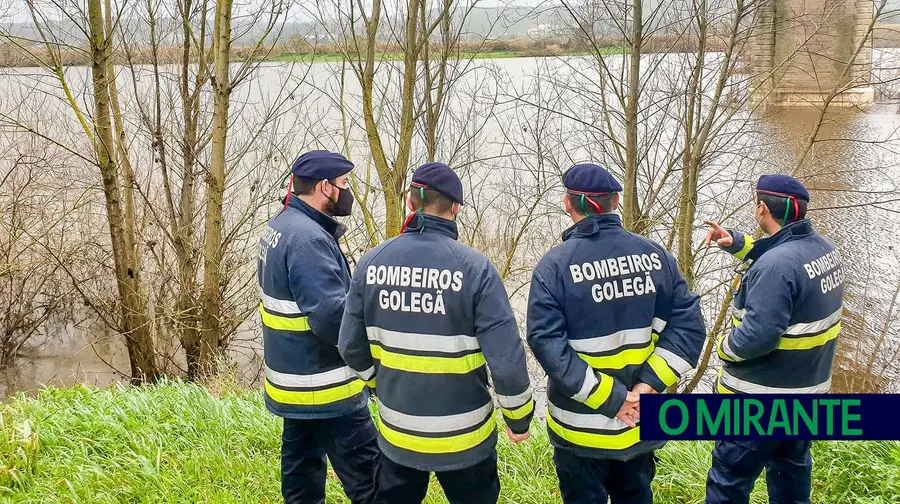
[706,440,812,504]
[553,448,656,504]
[281,407,379,504]
[375,451,501,504]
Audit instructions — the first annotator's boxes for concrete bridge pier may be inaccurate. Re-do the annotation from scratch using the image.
[751,0,874,107]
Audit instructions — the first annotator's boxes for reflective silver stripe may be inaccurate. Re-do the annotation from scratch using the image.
[572,367,598,403]
[261,292,301,315]
[784,308,842,336]
[548,402,630,430]
[651,317,667,333]
[732,308,746,321]
[378,400,493,434]
[569,326,653,354]
[355,366,376,381]
[265,365,355,388]
[366,327,480,353]
[655,347,692,375]
[497,387,532,409]
[720,369,832,394]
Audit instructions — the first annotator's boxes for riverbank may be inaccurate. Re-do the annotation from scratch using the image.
[0,45,625,68]
[1,381,898,503]
[267,48,622,63]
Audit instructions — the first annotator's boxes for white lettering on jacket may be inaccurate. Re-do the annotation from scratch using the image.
[801,249,844,294]
[368,266,462,315]
[569,253,663,304]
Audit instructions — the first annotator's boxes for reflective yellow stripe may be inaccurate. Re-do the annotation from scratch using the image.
[379,415,496,454]
[578,345,654,371]
[716,335,728,361]
[259,304,311,331]
[647,353,679,387]
[365,378,377,389]
[546,414,641,450]
[732,316,742,327]
[370,345,485,374]
[734,235,755,260]
[583,372,614,409]
[717,334,737,362]
[576,333,659,371]
[265,378,364,406]
[502,400,534,421]
[778,323,840,351]
[716,368,734,394]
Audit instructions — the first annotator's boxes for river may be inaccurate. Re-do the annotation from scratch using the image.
[1,52,899,398]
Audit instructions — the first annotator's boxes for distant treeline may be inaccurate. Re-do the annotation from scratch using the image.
[4,26,900,68]
[0,36,726,68]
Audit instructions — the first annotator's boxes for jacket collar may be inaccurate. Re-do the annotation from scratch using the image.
[402,213,459,240]
[285,194,347,240]
[562,214,623,242]
[745,219,814,262]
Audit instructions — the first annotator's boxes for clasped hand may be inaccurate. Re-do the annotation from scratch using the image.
[617,382,657,428]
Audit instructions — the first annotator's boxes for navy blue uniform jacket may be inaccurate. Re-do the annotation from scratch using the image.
[257,195,368,419]
[716,220,844,394]
[527,214,706,460]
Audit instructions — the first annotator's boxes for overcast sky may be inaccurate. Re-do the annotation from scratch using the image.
[1,0,556,24]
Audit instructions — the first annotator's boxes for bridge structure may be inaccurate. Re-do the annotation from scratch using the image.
[751,0,874,106]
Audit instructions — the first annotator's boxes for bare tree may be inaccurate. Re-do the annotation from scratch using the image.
[0,156,80,372]
[309,0,489,237]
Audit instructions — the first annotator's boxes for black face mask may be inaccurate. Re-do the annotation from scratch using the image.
[325,185,354,216]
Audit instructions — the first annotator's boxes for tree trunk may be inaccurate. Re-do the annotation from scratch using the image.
[423,0,451,163]
[388,0,422,237]
[677,157,699,288]
[359,0,404,237]
[87,0,158,383]
[176,0,205,379]
[676,3,707,289]
[622,0,643,233]
[104,0,138,272]
[199,0,233,375]
[382,167,405,239]
[357,0,455,237]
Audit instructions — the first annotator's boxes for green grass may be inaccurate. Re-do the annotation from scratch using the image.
[1,380,898,503]
[266,48,625,63]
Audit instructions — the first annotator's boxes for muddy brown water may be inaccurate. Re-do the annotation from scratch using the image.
[2,54,899,398]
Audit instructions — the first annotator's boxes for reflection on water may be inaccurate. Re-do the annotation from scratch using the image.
[3,55,899,397]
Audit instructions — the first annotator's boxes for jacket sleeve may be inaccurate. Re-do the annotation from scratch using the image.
[638,251,706,392]
[718,266,793,362]
[337,261,377,389]
[473,261,534,434]
[525,264,627,419]
[286,236,346,346]
[721,230,756,261]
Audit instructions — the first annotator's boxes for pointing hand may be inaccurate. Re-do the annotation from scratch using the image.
[704,220,734,249]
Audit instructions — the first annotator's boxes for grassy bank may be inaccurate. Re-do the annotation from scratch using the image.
[1,381,898,503]
[266,48,623,63]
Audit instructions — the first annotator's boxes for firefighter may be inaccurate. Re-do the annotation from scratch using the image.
[526,163,706,504]
[704,174,844,504]
[337,162,535,504]
[257,150,379,504]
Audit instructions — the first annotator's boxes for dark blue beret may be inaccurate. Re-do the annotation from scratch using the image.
[291,150,354,180]
[757,174,809,202]
[411,162,464,205]
[563,163,623,194]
